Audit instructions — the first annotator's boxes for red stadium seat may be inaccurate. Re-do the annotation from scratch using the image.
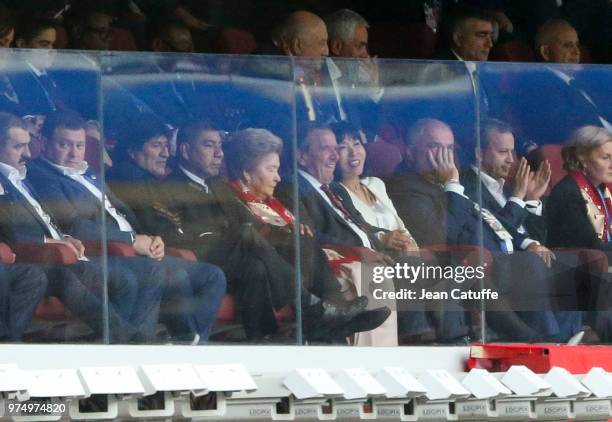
[54,25,69,50]
[525,144,565,196]
[489,40,536,62]
[214,28,257,54]
[10,243,80,323]
[369,23,436,59]
[579,44,593,64]
[365,140,403,178]
[109,27,138,51]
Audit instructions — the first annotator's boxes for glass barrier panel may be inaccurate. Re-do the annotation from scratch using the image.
[291,56,483,346]
[0,48,111,344]
[101,52,298,345]
[477,60,612,344]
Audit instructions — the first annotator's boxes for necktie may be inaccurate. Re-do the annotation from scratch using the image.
[320,184,367,231]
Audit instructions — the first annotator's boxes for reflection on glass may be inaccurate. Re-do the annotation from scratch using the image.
[0,46,610,347]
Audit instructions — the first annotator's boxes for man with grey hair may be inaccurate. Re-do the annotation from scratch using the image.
[325,9,370,59]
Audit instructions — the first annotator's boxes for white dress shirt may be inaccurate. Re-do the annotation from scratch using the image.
[472,166,541,250]
[179,165,209,193]
[45,159,133,233]
[300,170,372,248]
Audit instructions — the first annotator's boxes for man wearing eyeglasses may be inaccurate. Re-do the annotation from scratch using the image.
[68,6,114,51]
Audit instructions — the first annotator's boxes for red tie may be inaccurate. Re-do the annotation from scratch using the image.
[320,184,367,231]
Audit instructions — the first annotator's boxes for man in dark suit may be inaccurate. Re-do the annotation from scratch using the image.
[434,6,494,62]
[386,117,581,341]
[460,118,550,248]
[27,110,226,343]
[107,117,388,342]
[0,112,163,343]
[287,122,389,252]
[461,118,588,335]
[481,19,611,146]
[284,122,471,343]
[12,18,100,121]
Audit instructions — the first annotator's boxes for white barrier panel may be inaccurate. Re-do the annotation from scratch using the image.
[284,369,344,400]
[418,370,471,401]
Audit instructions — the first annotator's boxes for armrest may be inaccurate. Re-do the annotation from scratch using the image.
[551,247,609,273]
[81,240,136,257]
[11,242,78,265]
[165,247,197,262]
[0,243,15,264]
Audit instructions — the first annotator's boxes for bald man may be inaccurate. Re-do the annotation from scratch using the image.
[535,19,580,64]
[274,10,329,57]
[273,10,329,75]
[481,17,611,145]
[385,118,584,342]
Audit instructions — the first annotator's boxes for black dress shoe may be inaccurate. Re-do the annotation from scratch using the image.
[303,296,374,342]
[320,296,368,323]
[335,306,392,339]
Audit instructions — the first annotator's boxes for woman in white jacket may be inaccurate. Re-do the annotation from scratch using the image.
[331,122,438,345]
[331,122,419,255]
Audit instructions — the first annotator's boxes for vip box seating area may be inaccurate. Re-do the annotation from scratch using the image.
[0,48,611,347]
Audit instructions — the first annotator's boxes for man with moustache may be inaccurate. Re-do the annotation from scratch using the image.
[0,112,163,343]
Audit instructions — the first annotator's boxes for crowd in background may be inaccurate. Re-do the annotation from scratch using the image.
[0,0,609,63]
[0,0,610,346]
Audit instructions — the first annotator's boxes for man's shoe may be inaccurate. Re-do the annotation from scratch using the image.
[320,296,368,324]
[303,296,371,342]
[335,306,392,339]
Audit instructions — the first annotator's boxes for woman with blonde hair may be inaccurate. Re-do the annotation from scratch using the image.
[547,125,612,251]
[546,125,612,342]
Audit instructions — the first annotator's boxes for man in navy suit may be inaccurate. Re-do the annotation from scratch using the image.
[481,19,611,146]
[387,117,580,341]
[460,118,598,340]
[0,112,163,343]
[28,110,226,343]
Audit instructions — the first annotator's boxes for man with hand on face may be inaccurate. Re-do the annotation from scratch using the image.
[386,118,584,342]
[278,122,454,345]
[0,112,163,343]
[28,111,226,344]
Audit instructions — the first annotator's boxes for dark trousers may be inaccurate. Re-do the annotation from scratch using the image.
[44,258,163,343]
[0,263,47,341]
[489,251,582,341]
[105,256,164,339]
[159,256,226,342]
[221,224,343,339]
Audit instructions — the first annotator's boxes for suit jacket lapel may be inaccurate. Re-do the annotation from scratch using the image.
[0,174,54,237]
